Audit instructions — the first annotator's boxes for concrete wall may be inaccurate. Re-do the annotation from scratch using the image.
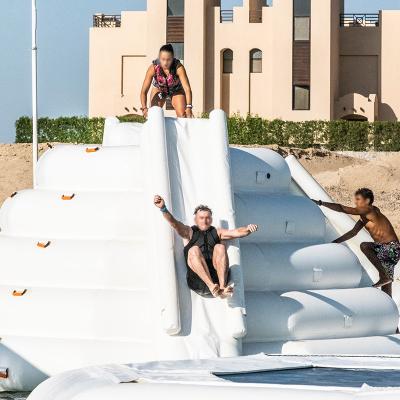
[380,10,400,121]
[88,0,400,122]
[89,12,148,117]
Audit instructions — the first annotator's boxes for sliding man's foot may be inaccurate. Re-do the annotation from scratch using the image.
[373,278,393,288]
[219,284,234,299]
[209,283,221,298]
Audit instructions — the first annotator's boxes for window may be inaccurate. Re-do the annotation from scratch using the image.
[167,0,184,16]
[294,0,310,17]
[250,49,262,73]
[294,16,310,40]
[172,42,184,62]
[293,85,310,110]
[223,49,233,73]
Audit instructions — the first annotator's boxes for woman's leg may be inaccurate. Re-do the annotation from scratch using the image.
[171,92,187,117]
[150,87,166,108]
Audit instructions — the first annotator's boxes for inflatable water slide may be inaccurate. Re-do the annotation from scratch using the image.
[0,108,400,392]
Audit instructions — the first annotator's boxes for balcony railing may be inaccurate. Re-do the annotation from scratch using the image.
[93,14,121,28]
[220,10,234,23]
[340,14,379,27]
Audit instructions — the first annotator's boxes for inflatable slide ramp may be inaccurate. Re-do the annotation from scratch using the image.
[0,107,399,392]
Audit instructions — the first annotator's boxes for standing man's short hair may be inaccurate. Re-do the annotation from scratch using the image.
[194,205,213,215]
[355,188,374,205]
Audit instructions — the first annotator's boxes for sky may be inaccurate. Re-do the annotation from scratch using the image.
[1,0,400,142]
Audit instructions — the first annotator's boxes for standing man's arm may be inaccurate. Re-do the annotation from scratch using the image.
[154,195,192,240]
[311,199,368,216]
[218,224,258,240]
[332,220,365,243]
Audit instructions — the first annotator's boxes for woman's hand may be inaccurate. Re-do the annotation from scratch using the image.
[185,107,193,118]
[141,107,148,119]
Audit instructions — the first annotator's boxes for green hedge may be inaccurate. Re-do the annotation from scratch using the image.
[15,115,145,144]
[15,114,400,151]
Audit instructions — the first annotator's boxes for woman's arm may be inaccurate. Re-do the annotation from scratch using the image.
[140,65,155,118]
[177,65,193,117]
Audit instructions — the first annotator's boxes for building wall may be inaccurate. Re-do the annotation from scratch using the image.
[339,27,380,99]
[89,12,148,117]
[88,1,400,122]
[380,10,400,121]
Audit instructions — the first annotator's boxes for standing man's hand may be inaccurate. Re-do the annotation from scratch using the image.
[247,224,258,234]
[154,195,165,209]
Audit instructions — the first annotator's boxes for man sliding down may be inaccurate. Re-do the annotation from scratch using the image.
[154,195,258,298]
[312,188,400,297]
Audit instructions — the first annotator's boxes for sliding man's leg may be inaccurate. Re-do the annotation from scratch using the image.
[360,242,393,290]
[213,243,233,297]
[187,246,220,297]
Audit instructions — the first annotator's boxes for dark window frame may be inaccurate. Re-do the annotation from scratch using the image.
[167,0,184,16]
[250,48,263,73]
[223,49,233,74]
[292,84,311,110]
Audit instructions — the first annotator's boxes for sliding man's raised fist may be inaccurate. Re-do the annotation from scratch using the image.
[154,195,165,209]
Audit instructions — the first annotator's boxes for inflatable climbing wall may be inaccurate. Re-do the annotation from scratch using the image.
[0,107,399,392]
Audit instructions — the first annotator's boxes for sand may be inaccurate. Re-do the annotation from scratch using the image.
[1,143,400,235]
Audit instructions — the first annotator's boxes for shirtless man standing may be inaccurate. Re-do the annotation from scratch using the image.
[312,188,400,297]
[154,195,258,298]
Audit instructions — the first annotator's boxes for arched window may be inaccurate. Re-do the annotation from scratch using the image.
[222,49,233,74]
[250,49,262,73]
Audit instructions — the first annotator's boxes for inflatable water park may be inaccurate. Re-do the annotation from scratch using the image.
[2,0,400,398]
[1,107,400,399]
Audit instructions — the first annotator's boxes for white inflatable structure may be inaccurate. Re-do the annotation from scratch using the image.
[1,108,400,393]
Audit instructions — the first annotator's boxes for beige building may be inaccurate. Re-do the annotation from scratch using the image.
[89,0,400,122]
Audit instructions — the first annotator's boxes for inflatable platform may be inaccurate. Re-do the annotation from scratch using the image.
[0,108,399,392]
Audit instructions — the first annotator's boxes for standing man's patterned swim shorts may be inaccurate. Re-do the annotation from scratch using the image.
[373,240,400,280]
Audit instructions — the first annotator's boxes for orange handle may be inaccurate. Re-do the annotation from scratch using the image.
[12,289,27,297]
[61,194,75,200]
[86,146,99,153]
[10,192,17,198]
[0,367,8,379]
[37,241,51,249]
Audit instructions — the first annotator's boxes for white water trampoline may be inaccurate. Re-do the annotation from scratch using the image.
[0,108,400,396]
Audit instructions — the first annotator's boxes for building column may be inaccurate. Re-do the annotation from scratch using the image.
[146,0,167,65]
[184,0,207,114]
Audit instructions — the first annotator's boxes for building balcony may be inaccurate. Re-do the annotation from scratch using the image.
[93,14,121,28]
[340,14,379,27]
[220,9,234,23]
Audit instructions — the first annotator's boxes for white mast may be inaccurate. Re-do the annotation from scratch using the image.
[32,0,38,186]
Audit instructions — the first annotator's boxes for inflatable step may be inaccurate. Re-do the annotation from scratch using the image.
[242,334,400,356]
[230,147,291,194]
[36,144,143,191]
[0,335,157,380]
[0,286,153,340]
[235,193,326,243]
[0,236,147,290]
[0,189,145,239]
[241,243,362,291]
[103,117,142,147]
[244,288,399,343]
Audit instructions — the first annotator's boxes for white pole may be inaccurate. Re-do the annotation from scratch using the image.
[32,0,38,187]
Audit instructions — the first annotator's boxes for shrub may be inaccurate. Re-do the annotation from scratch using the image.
[15,115,400,151]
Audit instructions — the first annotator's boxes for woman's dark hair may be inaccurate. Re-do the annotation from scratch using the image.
[355,188,374,205]
[159,44,174,55]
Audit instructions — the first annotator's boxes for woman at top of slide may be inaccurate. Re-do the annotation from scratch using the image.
[140,44,193,119]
